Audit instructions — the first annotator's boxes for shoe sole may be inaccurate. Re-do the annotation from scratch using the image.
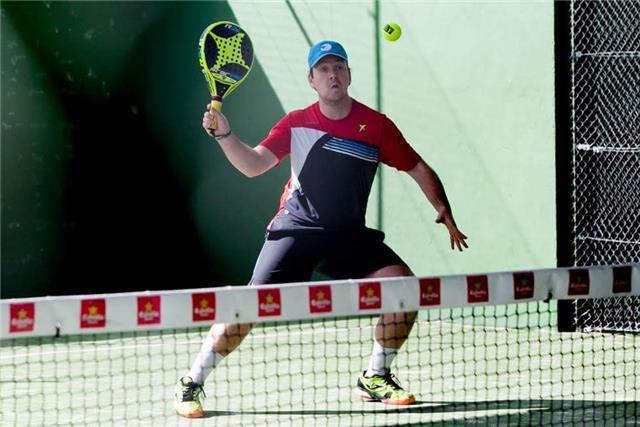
[354,387,415,405]
[354,387,377,401]
[176,410,203,418]
[380,397,416,405]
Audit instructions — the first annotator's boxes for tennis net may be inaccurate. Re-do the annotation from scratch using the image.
[2,264,639,425]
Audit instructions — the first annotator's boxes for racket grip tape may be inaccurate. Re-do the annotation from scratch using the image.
[208,97,223,131]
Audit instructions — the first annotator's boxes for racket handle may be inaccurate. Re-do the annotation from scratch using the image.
[208,97,223,131]
[210,98,223,111]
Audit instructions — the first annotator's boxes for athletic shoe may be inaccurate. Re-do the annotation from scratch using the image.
[354,371,416,405]
[174,376,205,418]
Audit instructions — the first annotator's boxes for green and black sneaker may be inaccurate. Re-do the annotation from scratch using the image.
[174,376,205,418]
[355,371,416,405]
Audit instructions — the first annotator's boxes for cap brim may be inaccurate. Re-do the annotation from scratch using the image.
[309,53,348,69]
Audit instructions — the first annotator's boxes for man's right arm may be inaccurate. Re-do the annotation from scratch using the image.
[203,106,278,178]
[215,135,278,178]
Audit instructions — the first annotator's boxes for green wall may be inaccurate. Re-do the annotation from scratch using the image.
[230,0,557,276]
[1,1,556,297]
[1,1,288,297]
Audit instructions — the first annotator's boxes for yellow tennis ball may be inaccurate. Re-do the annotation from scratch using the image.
[383,23,401,42]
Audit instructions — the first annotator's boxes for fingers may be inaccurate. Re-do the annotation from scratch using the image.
[202,110,217,133]
[450,234,464,251]
[442,220,468,252]
[450,230,469,252]
[455,234,469,251]
[202,104,231,137]
[436,212,468,252]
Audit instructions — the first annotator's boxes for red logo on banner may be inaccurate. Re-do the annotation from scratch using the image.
[568,269,590,296]
[309,285,332,313]
[9,303,35,333]
[467,275,489,303]
[513,272,535,300]
[258,289,281,317]
[419,278,441,306]
[137,296,161,325]
[612,266,632,294]
[359,282,381,310]
[80,299,106,328]
[192,293,216,321]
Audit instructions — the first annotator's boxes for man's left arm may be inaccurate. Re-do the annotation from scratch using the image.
[405,160,469,251]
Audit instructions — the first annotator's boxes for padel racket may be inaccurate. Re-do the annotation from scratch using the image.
[198,21,254,130]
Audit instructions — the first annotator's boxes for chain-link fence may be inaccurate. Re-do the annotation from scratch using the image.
[570,0,640,331]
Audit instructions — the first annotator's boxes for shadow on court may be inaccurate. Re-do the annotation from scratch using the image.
[202,400,639,424]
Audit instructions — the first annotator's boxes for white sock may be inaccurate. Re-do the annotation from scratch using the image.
[187,334,224,385]
[365,341,398,377]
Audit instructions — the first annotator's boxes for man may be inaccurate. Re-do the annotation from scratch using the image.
[175,40,468,418]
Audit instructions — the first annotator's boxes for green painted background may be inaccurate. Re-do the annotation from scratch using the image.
[1,1,556,298]
[230,0,557,275]
[1,1,289,297]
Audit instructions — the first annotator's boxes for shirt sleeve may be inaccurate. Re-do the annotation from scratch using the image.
[258,114,291,163]
[379,116,421,171]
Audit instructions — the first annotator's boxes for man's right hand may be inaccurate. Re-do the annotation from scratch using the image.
[203,103,231,137]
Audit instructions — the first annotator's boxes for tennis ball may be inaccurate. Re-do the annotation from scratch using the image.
[383,23,401,42]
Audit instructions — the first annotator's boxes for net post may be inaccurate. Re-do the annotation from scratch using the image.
[554,0,578,333]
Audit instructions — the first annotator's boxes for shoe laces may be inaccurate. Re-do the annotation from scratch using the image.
[181,379,206,402]
[381,372,404,391]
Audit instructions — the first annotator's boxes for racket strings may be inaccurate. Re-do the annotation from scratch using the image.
[210,32,250,75]
[199,22,254,99]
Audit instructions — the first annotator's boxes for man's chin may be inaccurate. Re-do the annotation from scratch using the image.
[324,92,348,102]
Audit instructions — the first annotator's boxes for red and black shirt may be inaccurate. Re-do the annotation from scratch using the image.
[259,99,421,233]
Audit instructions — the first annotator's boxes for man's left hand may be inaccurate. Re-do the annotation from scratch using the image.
[435,208,468,252]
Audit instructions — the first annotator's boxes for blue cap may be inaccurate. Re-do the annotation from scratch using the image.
[308,40,348,69]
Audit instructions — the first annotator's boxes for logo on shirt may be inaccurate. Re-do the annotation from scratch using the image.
[359,282,382,310]
[137,296,161,325]
[568,269,590,296]
[358,124,366,133]
[419,278,441,306]
[309,285,332,313]
[258,289,281,317]
[80,299,106,328]
[192,292,216,321]
[513,272,535,300]
[10,303,35,333]
[467,275,489,303]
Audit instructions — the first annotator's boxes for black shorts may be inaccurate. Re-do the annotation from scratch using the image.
[250,229,407,285]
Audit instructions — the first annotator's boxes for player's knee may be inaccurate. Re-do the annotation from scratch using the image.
[211,322,254,339]
[228,322,254,336]
[238,323,255,335]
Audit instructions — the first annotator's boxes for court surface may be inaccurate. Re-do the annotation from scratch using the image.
[2,307,639,426]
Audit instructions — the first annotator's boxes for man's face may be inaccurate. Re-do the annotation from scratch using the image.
[308,55,351,102]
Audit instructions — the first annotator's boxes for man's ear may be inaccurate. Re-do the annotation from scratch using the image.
[308,72,316,91]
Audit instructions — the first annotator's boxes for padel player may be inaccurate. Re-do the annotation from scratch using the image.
[175,40,468,418]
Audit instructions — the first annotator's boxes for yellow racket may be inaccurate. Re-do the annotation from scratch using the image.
[198,21,254,131]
